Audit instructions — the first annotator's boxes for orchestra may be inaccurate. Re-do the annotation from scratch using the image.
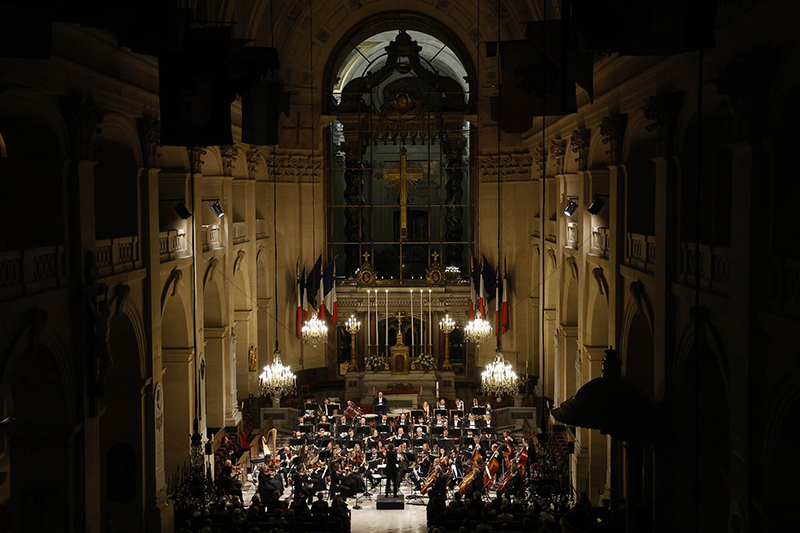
[256,395,533,508]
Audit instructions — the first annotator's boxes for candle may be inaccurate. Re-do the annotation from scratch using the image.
[436,381,439,398]
[367,289,370,349]
[385,290,388,356]
[410,289,414,350]
[420,289,424,351]
[428,289,432,350]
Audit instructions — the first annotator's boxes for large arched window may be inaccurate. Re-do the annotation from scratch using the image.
[326,30,474,281]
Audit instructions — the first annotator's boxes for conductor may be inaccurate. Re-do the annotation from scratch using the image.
[384,442,399,497]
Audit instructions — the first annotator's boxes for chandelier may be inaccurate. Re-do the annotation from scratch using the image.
[167,431,225,511]
[464,312,493,345]
[259,348,296,399]
[301,315,328,346]
[481,349,518,401]
[439,314,456,335]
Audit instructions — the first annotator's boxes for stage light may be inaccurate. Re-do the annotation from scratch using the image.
[587,197,605,215]
[210,200,225,218]
[564,199,578,217]
[174,201,192,219]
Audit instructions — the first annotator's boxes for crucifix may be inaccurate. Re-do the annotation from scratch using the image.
[362,251,371,263]
[378,147,426,240]
[394,311,406,346]
[432,251,440,262]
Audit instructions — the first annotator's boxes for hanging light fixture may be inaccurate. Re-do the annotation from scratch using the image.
[481,348,518,401]
[564,198,579,217]
[210,200,225,217]
[464,311,493,346]
[302,313,328,346]
[259,346,296,399]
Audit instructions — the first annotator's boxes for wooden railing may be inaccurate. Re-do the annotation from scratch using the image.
[0,245,67,299]
[679,242,730,294]
[590,227,609,258]
[625,233,655,273]
[94,236,140,276]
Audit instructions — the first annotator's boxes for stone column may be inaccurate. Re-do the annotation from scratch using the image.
[162,348,195,480]
[204,326,230,428]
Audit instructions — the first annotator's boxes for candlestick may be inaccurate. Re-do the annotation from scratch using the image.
[410,290,414,351]
[385,290,388,358]
[367,289,370,352]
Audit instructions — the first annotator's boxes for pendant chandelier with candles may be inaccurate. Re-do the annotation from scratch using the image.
[260,347,296,399]
[464,312,493,345]
[481,349,518,401]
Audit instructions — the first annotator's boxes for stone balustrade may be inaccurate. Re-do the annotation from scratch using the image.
[232,221,248,245]
[94,236,141,277]
[256,219,268,240]
[202,225,222,252]
[680,242,731,294]
[0,245,67,299]
[590,227,609,258]
[625,233,656,273]
[159,230,188,262]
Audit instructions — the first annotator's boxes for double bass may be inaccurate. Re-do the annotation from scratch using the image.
[457,447,483,496]
[483,450,501,491]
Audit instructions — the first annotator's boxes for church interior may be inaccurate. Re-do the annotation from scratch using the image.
[0,0,798,532]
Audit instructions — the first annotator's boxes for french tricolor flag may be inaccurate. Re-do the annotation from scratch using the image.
[323,259,338,324]
[501,258,509,333]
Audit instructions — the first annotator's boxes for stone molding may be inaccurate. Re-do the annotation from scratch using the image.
[479,153,533,181]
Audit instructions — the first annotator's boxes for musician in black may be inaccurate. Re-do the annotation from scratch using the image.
[391,426,408,444]
[322,398,336,417]
[434,413,447,427]
[466,414,480,431]
[220,459,243,499]
[278,445,293,484]
[366,428,381,448]
[336,415,350,436]
[451,413,462,428]
[482,413,494,430]
[397,412,410,427]
[417,450,431,477]
[373,390,389,412]
[384,443,399,497]
[292,466,313,503]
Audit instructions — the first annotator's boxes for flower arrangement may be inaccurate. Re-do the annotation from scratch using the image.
[365,354,389,371]
[416,353,436,371]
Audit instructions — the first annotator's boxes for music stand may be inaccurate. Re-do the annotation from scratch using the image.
[450,410,464,419]
[317,423,331,432]
[289,438,306,446]
[377,424,391,435]
[410,409,423,421]
[357,426,371,436]
[298,424,313,434]
[413,424,427,434]
[437,437,455,453]
[471,406,485,416]
[482,428,496,437]
[434,409,448,418]
[449,428,462,439]
[374,404,388,415]
[432,426,444,436]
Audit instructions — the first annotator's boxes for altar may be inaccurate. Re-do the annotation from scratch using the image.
[344,370,456,409]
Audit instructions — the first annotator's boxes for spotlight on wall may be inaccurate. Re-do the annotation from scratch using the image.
[210,200,225,218]
[174,201,192,220]
[564,199,579,217]
[587,196,606,215]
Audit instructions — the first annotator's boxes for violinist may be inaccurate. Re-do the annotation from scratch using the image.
[434,413,447,428]
[258,464,283,502]
[292,465,313,504]
[454,397,465,413]
[220,459,244,499]
[278,445,293,484]
[329,460,351,500]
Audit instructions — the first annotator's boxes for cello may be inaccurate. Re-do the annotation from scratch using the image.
[420,469,438,495]
[483,450,501,491]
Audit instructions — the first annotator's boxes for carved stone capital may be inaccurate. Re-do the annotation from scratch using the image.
[137,116,161,168]
[268,155,323,182]
[220,145,238,176]
[549,138,566,175]
[479,153,533,181]
[570,129,590,171]
[246,147,261,178]
[64,96,105,160]
[189,146,207,174]
[643,93,681,157]
[600,113,627,165]
[533,146,548,173]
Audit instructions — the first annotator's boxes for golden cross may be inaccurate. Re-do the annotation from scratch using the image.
[362,251,371,262]
[432,251,440,262]
[378,147,426,241]
[394,311,406,346]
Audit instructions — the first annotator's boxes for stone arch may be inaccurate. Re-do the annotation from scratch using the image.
[761,366,800,530]
[588,126,611,169]
[200,145,224,176]
[671,332,729,532]
[204,277,226,328]
[561,258,578,326]
[673,309,729,394]
[622,107,658,237]
[620,282,655,397]
[586,280,609,347]
[156,145,190,172]
[0,88,69,250]
[2,315,76,529]
[161,287,192,349]
[231,145,248,178]
[95,114,140,239]
[101,310,146,533]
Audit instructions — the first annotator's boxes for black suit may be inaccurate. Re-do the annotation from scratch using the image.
[322,403,336,417]
[373,396,389,413]
[384,449,399,496]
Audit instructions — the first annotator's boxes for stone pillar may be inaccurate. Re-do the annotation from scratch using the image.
[162,348,195,480]
[204,326,230,428]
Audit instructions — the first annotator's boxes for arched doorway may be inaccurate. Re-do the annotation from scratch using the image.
[100,311,144,533]
[5,343,73,531]
[673,343,729,532]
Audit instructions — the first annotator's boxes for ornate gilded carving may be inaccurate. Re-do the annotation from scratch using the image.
[600,113,628,166]
[248,346,258,372]
[426,256,445,287]
[355,257,377,287]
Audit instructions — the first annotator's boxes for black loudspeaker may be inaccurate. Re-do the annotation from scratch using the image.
[205,442,213,455]
[567,441,575,454]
